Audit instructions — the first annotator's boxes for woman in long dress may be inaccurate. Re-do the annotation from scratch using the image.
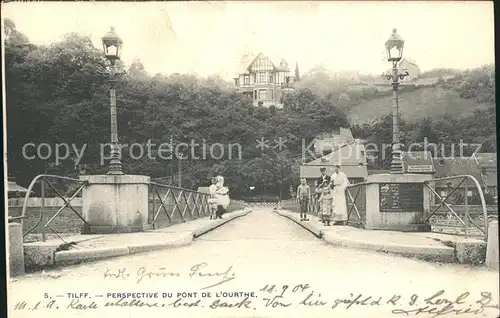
[214,175,230,219]
[331,165,350,225]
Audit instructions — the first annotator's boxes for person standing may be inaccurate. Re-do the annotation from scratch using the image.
[208,177,218,220]
[315,167,331,214]
[330,164,350,225]
[214,175,230,219]
[318,179,333,226]
[296,178,311,221]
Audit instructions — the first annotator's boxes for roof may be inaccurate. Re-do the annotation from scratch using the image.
[300,164,368,179]
[306,141,366,166]
[234,52,290,75]
[311,128,355,157]
[8,181,29,193]
[235,52,256,75]
[403,151,435,173]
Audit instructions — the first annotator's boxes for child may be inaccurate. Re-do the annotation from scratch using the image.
[317,180,333,226]
[296,178,311,221]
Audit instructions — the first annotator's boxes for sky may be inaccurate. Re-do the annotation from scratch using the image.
[2,1,495,79]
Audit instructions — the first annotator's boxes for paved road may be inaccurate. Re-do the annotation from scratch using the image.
[8,209,500,318]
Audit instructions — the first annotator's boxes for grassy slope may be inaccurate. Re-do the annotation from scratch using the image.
[347,86,491,125]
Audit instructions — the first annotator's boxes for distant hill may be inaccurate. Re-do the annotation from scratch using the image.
[347,85,492,125]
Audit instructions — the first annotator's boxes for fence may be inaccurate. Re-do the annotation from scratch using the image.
[12,174,88,243]
[10,175,247,241]
[423,175,494,239]
[148,182,211,229]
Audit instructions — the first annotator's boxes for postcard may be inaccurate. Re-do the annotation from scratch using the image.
[3,1,499,317]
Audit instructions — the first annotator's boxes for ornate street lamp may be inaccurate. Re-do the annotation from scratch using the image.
[382,28,409,174]
[101,27,124,175]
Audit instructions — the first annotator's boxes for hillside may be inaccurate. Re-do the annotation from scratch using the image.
[347,85,491,125]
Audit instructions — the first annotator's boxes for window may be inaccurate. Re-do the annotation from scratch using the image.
[269,89,274,100]
[258,89,267,100]
[269,73,273,83]
[260,72,266,83]
[253,90,257,100]
[244,75,250,85]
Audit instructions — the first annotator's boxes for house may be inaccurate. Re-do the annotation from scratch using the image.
[398,58,421,82]
[300,139,368,187]
[384,58,421,82]
[233,52,299,108]
[7,178,31,199]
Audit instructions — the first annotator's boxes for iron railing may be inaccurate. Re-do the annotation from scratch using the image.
[423,175,491,240]
[148,182,210,229]
[18,174,88,242]
[346,182,368,228]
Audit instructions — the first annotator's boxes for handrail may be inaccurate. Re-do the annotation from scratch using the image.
[149,181,207,195]
[148,181,211,229]
[424,174,489,240]
[20,174,87,233]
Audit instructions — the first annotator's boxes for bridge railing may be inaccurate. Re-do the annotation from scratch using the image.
[346,182,368,228]
[12,174,88,243]
[148,182,210,230]
[423,175,494,240]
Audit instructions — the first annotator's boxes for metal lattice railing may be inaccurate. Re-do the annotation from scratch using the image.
[148,182,211,229]
[346,182,368,228]
[423,175,492,240]
[16,174,89,242]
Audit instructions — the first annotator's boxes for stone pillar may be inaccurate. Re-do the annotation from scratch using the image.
[486,221,499,271]
[9,223,25,277]
[364,173,432,231]
[80,175,150,234]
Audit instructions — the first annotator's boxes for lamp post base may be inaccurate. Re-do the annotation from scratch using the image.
[390,148,404,174]
[390,160,404,174]
[107,146,123,175]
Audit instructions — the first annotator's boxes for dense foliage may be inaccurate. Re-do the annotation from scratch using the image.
[5,20,348,199]
[5,19,496,198]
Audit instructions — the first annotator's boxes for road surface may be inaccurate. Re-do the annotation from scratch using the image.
[8,209,500,318]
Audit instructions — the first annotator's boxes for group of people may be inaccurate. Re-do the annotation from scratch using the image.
[296,165,350,226]
[208,175,230,220]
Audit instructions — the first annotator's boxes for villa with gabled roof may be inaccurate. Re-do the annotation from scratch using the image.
[233,52,299,108]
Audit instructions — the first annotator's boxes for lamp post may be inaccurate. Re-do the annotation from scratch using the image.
[101,27,124,175]
[382,28,409,174]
